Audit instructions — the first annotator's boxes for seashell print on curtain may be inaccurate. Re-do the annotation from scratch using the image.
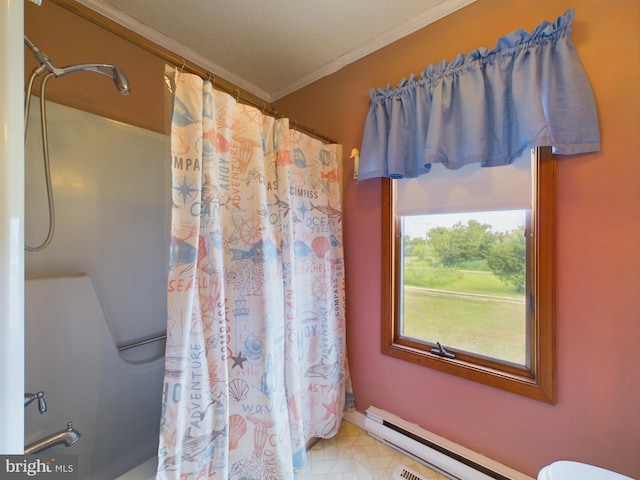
[157,70,353,479]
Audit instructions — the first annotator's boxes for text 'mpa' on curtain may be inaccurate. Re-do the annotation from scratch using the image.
[358,8,600,181]
[158,70,352,479]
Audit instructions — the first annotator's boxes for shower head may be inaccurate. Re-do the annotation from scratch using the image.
[56,63,131,95]
[112,66,131,96]
[24,37,131,95]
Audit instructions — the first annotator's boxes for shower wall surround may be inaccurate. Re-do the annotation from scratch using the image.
[24,99,170,478]
[25,98,171,355]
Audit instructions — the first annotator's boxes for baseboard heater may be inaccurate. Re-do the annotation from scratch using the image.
[362,406,535,480]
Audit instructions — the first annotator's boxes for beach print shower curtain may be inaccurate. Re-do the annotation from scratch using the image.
[157,70,352,479]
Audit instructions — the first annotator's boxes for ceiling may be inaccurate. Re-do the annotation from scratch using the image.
[77,0,475,102]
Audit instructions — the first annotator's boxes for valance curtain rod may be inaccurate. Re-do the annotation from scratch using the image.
[47,0,337,145]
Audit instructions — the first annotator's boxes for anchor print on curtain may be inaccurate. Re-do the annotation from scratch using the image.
[157,70,353,480]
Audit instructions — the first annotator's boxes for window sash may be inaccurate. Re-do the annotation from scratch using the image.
[381,147,556,403]
[397,209,531,367]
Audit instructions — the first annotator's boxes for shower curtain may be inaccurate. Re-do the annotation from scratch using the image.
[158,70,351,479]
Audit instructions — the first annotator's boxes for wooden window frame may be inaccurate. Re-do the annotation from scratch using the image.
[381,147,556,403]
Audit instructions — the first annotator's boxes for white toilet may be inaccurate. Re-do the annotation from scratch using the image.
[538,461,635,480]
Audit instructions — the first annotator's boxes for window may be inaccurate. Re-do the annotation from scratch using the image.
[382,147,555,403]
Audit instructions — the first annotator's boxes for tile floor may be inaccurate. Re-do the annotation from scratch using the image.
[295,420,451,480]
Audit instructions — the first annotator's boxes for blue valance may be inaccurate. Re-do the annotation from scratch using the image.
[358,9,600,181]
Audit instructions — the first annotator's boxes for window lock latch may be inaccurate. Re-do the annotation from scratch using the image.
[431,342,456,359]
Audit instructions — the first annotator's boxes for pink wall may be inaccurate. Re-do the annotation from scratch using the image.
[275,0,640,477]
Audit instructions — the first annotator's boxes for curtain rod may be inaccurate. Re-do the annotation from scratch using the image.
[46,0,337,145]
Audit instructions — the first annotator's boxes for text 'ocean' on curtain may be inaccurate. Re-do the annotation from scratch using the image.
[158,70,353,480]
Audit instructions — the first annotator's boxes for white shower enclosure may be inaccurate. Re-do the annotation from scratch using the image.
[23,98,170,479]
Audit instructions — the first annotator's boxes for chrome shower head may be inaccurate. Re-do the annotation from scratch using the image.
[112,66,131,96]
[54,63,130,95]
[25,37,130,95]
[24,37,130,95]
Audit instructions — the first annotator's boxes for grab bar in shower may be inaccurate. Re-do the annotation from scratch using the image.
[117,333,167,352]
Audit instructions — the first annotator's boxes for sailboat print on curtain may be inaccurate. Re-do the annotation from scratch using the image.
[158,70,352,480]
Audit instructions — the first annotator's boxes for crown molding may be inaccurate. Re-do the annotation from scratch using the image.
[270,0,476,100]
[75,0,475,102]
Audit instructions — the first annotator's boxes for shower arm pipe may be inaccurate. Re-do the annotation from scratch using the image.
[47,0,337,145]
[24,35,56,76]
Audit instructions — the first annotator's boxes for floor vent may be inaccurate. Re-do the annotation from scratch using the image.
[393,463,428,480]
[363,406,534,480]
